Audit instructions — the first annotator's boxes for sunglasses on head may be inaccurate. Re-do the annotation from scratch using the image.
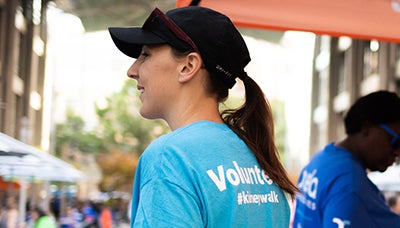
[143,8,200,54]
[380,124,400,150]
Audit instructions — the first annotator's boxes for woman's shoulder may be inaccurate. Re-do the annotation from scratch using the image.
[150,121,233,146]
[140,121,243,163]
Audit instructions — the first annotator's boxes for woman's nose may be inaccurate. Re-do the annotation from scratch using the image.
[127,61,139,79]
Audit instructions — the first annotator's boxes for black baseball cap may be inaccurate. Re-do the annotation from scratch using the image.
[108,6,251,89]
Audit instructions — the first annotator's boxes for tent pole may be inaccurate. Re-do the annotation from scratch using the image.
[18,178,27,227]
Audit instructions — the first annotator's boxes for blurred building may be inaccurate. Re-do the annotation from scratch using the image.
[310,38,400,155]
[0,0,48,145]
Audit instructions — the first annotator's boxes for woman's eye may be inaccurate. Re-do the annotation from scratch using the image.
[141,52,149,58]
[138,52,149,61]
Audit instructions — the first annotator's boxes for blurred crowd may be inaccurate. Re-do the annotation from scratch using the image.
[0,196,130,228]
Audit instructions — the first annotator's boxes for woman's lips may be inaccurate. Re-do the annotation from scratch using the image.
[137,85,144,94]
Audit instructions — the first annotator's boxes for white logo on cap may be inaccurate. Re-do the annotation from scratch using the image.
[216,65,233,78]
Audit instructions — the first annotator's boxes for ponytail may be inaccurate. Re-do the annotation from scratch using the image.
[193,49,299,196]
[221,75,299,197]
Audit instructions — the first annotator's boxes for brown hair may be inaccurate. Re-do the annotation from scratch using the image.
[217,75,298,197]
[172,47,299,197]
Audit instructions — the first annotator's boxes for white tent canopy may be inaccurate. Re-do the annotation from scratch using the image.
[0,132,86,226]
[0,154,85,182]
[0,132,85,182]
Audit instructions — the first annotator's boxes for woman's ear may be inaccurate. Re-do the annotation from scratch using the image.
[178,52,203,83]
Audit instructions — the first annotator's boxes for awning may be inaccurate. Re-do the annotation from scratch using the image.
[0,132,85,182]
[0,132,86,226]
[0,155,85,182]
[177,0,400,43]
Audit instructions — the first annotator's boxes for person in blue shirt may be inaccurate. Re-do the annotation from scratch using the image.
[108,6,298,227]
[293,91,400,227]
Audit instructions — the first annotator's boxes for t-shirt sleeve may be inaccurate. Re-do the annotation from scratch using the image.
[323,191,372,228]
[132,177,203,227]
[131,142,204,228]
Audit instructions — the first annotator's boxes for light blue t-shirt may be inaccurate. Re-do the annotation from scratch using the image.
[130,121,290,227]
[293,143,400,228]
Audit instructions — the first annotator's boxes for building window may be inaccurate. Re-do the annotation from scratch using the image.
[337,51,346,93]
[0,1,4,75]
[395,44,400,93]
[363,40,380,78]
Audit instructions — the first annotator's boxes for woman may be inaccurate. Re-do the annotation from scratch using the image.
[109,6,298,227]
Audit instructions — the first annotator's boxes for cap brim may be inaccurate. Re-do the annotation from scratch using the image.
[108,27,166,58]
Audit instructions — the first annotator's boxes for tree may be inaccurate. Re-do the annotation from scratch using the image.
[94,79,169,155]
[54,79,169,192]
[270,99,287,161]
[93,79,169,191]
[55,109,104,158]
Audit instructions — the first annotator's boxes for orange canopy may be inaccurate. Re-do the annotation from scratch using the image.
[177,0,400,43]
[0,176,20,190]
